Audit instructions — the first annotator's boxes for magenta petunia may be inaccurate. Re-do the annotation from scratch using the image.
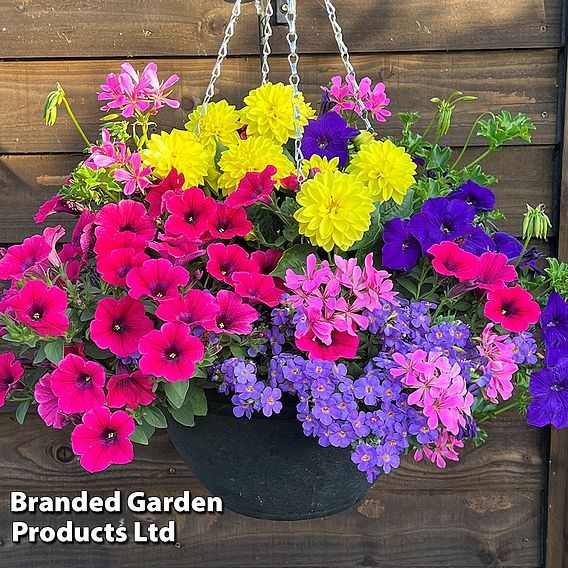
[155,289,219,330]
[428,241,479,280]
[206,243,254,285]
[296,329,359,362]
[225,166,277,208]
[0,234,51,281]
[90,296,154,357]
[208,204,253,240]
[50,354,106,414]
[8,280,69,337]
[94,200,156,242]
[232,271,283,307]
[484,286,541,333]
[71,406,135,473]
[164,185,217,239]
[34,372,69,429]
[93,230,147,257]
[149,232,206,266]
[470,251,518,291]
[138,322,205,382]
[106,371,156,409]
[145,168,185,219]
[250,249,283,275]
[210,290,259,335]
[0,353,24,407]
[126,258,190,302]
[97,247,149,286]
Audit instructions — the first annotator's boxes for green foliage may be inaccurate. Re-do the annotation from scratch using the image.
[545,258,568,299]
[476,111,535,148]
[60,164,122,205]
[43,83,65,126]
[271,244,319,279]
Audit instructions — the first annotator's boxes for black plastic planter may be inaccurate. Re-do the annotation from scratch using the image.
[166,403,369,520]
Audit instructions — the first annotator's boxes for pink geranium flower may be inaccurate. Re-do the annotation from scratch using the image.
[208,204,252,240]
[155,290,219,330]
[50,354,106,414]
[126,258,189,302]
[321,75,357,113]
[225,166,277,208]
[95,200,156,242]
[470,251,517,291]
[8,280,69,337]
[0,234,51,280]
[206,243,254,285]
[97,247,149,286]
[358,77,391,122]
[138,322,205,382]
[87,129,128,169]
[34,372,69,429]
[295,329,359,362]
[232,271,283,307]
[0,353,24,407]
[210,290,258,335]
[106,371,156,409]
[415,432,463,469]
[113,153,153,196]
[71,406,135,473]
[145,169,185,219]
[90,296,153,358]
[164,186,217,239]
[428,241,479,279]
[484,286,541,333]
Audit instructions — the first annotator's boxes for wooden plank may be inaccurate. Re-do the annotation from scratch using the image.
[0,0,562,60]
[0,50,559,154]
[0,412,546,567]
[0,145,555,244]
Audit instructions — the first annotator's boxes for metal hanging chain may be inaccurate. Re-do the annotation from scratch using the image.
[203,0,243,105]
[256,0,273,84]
[285,0,306,184]
[322,0,374,132]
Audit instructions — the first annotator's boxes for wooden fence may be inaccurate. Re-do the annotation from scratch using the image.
[0,1,566,566]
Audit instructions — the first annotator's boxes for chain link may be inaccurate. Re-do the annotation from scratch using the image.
[285,0,306,184]
[256,0,273,84]
[203,0,243,105]
[322,0,374,132]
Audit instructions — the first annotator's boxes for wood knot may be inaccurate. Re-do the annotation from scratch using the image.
[205,11,228,37]
[182,96,196,112]
[54,444,75,464]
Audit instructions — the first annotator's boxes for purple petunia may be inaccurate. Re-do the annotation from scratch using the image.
[527,358,568,428]
[448,180,496,212]
[540,292,568,365]
[301,112,359,167]
[407,197,475,251]
[381,218,422,272]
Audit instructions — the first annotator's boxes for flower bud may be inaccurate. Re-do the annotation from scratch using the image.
[522,203,552,240]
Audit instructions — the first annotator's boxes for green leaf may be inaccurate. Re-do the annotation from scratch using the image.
[271,244,318,279]
[229,344,246,359]
[15,400,31,426]
[33,344,47,365]
[44,339,65,365]
[83,342,113,360]
[170,404,195,427]
[164,381,190,410]
[348,206,381,251]
[130,425,150,445]
[190,387,208,416]
[142,406,168,429]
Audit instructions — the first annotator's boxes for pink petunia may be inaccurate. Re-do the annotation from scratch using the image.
[232,271,283,307]
[97,247,149,286]
[71,406,135,472]
[149,232,205,266]
[225,166,277,208]
[206,243,255,285]
[145,169,185,219]
[94,229,147,258]
[50,354,106,414]
[470,251,517,291]
[34,195,77,224]
[250,249,283,275]
[210,290,259,335]
[164,186,217,239]
[90,296,154,358]
[295,329,359,362]
[8,280,69,337]
[0,353,24,407]
[34,372,69,429]
[428,241,480,279]
[0,234,51,281]
[484,286,541,333]
[138,322,205,382]
[155,290,219,330]
[106,371,156,409]
[95,200,156,242]
[126,258,189,302]
[208,204,252,240]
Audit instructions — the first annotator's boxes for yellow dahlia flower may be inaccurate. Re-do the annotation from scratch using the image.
[302,155,339,177]
[240,82,316,144]
[185,101,241,152]
[217,136,294,194]
[142,129,210,188]
[294,171,374,252]
[347,139,417,204]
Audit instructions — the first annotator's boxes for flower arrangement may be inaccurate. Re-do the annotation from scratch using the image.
[1,61,566,482]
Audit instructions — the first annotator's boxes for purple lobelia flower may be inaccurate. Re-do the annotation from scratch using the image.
[408,197,475,251]
[540,292,568,365]
[381,218,422,272]
[527,358,568,428]
[448,180,496,212]
[301,112,359,167]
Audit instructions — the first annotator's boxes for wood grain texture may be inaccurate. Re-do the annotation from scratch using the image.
[0,145,555,243]
[0,0,562,59]
[0,50,559,154]
[0,412,546,568]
